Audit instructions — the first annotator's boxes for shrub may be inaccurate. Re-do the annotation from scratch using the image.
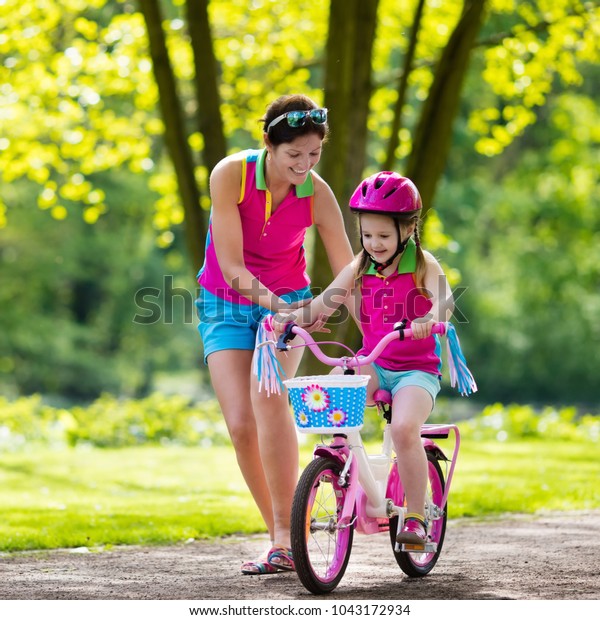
[0,395,597,451]
[0,393,230,450]
[462,402,599,442]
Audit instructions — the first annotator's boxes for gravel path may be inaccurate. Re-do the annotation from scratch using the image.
[1,511,599,600]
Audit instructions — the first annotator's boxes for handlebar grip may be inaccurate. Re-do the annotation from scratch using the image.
[399,322,447,340]
[276,322,297,351]
[433,322,447,335]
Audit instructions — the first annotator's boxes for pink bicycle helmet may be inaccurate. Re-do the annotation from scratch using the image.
[349,171,422,215]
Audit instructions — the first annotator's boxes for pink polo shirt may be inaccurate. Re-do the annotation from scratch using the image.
[198,149,314,305]
[357,239,442,375]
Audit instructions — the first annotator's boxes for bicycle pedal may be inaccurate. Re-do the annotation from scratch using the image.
[397,542,437,553]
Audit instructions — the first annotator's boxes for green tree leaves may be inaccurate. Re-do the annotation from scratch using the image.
[0,0,157,225]
[472,0,599,156]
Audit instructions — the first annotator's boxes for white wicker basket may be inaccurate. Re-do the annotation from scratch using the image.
[284,374,370,433]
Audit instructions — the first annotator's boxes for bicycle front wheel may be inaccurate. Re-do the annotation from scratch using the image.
[291,457,354,594]
[387,451,447,577]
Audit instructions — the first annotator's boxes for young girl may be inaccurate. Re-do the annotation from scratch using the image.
[275,171,454,545]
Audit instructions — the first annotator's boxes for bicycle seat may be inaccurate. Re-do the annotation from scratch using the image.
[372,389,450,440]
[372,389,392,407]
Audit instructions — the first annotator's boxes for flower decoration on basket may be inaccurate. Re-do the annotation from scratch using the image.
[301,384,330,412]
[297,412,310,427]
[327,409,348,427]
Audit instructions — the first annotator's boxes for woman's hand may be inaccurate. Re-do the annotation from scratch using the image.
[271,311,297,337]
[271,304,330,336]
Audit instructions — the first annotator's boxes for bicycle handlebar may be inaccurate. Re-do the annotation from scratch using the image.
[276,321,448,369]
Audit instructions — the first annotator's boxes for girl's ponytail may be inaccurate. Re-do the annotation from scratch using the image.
[412,223,428,291]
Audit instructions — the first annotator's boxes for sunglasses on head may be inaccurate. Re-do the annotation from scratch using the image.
[266,108,328,132]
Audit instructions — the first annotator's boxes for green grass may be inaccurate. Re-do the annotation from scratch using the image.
[0,439,598,552]
[451,439,600,516]
[0,446,264,552]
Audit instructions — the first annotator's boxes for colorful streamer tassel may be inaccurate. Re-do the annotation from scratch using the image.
[445,322,478,397]
[253,315,286,396]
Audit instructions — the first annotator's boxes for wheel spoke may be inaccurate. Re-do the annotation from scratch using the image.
[308,473,341,576]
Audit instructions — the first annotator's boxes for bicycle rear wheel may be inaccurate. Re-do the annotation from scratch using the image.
[387,450,447,577]
[291,457,354,594]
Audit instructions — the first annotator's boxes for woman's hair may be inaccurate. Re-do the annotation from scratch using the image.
[262,94,328,145]
[354,212,428,290]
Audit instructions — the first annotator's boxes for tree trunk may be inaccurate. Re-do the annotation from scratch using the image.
[384,0,427,171]
[186,0,227,173]
[406,0,488,216]
[319,0,380,261]
[314,0,380,286]
[303,0,380,373]
[138,0,206,272]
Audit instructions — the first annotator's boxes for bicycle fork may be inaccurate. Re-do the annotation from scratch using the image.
[313,436,358,529]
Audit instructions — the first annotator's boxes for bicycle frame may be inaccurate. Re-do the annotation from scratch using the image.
[311,420,460,536]
[312,429,396,532]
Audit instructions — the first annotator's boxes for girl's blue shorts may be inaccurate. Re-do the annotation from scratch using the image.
[195,286,312,364]
[371,363,441,408]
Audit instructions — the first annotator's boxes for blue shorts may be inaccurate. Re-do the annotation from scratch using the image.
[195,286,313,364]
[371,364,441,407]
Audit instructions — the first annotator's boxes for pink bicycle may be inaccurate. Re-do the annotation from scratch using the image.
[271,321,465,595]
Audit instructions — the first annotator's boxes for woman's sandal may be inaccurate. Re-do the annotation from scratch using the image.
[267,545,295,572]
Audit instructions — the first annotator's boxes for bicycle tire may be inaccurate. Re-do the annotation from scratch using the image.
[387,450,447,577]
[291,457,354,594]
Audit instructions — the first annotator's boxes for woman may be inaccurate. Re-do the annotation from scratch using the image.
[195,94,354,574]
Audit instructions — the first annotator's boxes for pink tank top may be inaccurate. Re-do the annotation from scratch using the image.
[357,239,442,375]
[198,149,314,305]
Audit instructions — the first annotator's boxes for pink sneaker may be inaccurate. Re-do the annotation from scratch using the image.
[396,517,427,545]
